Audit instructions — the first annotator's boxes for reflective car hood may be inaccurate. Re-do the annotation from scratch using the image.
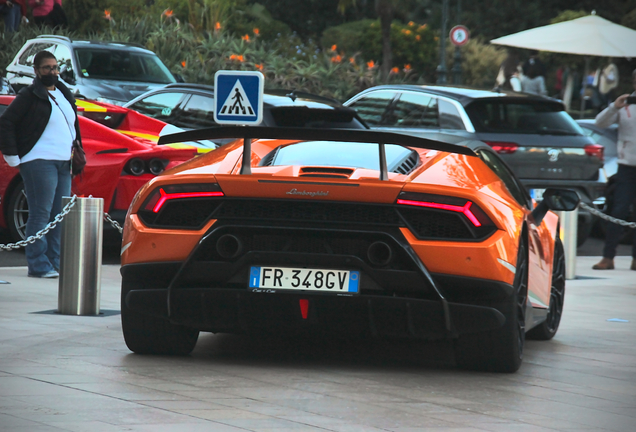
[78,78,167,103]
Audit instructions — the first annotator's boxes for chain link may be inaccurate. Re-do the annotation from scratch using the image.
[104,212,123,234]
[0,196,124,251]
[579,202,636,229]
[0,195,78,251]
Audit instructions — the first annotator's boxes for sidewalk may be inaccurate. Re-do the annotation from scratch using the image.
[0,257,634,431]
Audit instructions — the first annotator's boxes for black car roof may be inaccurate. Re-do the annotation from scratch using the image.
[154,83,348,109]
[357,84,561,106]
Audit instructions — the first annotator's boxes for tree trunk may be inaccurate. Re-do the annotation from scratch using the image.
[376,0,393,80]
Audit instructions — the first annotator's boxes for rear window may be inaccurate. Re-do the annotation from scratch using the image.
[75,48,175,84]
[466,100,584,136]
[261,141,417,173]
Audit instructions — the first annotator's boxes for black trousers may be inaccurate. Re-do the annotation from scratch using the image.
[603,164,636,259]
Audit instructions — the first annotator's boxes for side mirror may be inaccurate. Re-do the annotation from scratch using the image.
[531,188,580,225]
[59,64,76,85]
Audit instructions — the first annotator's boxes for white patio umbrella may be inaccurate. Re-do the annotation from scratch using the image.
[490,14,636,57]
[490,13,636,116]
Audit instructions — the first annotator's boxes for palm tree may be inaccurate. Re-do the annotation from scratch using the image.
[338,0,395,79]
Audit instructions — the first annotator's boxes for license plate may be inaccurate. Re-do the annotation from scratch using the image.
[530,188,546,201]
[249,266,360,293]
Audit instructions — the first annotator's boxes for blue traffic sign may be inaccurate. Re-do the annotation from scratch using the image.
[214,70,264,125]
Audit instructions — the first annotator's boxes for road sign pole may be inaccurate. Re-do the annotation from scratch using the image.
[436,0,449,84]
[240,138,252,175]
[452,0,462,85]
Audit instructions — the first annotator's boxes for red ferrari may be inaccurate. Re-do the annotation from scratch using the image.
[0,95,198,242]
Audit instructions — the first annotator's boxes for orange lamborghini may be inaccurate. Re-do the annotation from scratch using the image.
[120,127,579,372]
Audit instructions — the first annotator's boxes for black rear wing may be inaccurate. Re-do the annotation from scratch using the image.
[158,126,477,180]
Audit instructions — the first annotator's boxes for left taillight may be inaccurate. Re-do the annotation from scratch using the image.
[142,183,224,213]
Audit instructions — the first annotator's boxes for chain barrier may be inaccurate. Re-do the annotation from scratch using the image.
[0,195,78,251]
[103,212,123,234]
[0,195,124,251]
[579,202,636,229]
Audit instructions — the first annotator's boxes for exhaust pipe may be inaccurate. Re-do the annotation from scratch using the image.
[216,234,243,259]
[367,241,392,267]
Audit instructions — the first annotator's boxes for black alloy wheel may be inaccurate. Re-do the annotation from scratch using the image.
[7,181,28,242]
[454,235,528,373]
[527,237,565,340]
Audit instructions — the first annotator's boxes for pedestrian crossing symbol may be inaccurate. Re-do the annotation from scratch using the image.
[214,70,264,125]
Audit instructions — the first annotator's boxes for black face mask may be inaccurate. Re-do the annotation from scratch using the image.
[40,74,58,87]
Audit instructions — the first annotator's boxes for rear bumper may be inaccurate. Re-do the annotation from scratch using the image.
[121,261,512,340]
[124,287,505,339]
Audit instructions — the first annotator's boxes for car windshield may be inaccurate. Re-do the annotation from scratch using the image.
[75,48,175,84]
[264,141,416,173]
[466,100,584,135]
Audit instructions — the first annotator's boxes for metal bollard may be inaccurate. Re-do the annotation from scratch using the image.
[557,208,578,280]
[58,197,103,315]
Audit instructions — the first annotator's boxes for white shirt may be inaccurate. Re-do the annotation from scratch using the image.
[21,88,75,164]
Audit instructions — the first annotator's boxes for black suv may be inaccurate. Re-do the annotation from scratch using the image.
[5,35,177,105]
[345,85,605,245]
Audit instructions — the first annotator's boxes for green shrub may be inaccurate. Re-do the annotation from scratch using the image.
[446,38,507,89]
[322,19,437,80]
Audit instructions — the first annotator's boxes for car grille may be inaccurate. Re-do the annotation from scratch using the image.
[138,198,496,241]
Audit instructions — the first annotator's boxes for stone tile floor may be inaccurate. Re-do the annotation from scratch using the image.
[0,256,634,431]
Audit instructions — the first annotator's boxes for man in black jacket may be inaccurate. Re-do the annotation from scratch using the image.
[0,51,82,278]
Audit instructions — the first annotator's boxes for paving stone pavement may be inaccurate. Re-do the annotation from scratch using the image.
[0,256,634,431]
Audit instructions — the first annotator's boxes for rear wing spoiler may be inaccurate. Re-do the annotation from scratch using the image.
[157,126,477,180]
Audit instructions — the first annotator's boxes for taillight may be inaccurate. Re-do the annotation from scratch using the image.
[397,193,494,228]
[143,183,224,213]
[584,144,604,162]
[485,141,519,154]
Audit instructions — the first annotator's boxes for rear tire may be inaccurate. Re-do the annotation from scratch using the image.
[121,282,199,355]
[454,236,528,373]
[527,237,565,340]
[7,181,28,242]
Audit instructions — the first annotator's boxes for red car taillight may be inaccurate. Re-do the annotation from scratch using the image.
[484,141,519,154]
[143,183,224,213]
[397,193,494,228]
[584,144,604,162]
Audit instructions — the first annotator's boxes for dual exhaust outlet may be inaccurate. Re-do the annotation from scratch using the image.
[215,234,393,267]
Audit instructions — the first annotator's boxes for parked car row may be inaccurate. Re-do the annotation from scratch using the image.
[0,35,616,248]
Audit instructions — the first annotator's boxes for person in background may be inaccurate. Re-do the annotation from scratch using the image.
[0,51,81,278]
[520,62,547,96]
[523,50,546,79]
[29,0,65,27]
[599,59,619,109]
[0,0,27,33]
[592,69,636,271]
[494,52,522,92]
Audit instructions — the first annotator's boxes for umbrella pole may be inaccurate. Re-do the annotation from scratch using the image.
[579,57,590,118]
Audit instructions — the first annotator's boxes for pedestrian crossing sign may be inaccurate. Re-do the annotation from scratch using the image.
[214,70,264,125]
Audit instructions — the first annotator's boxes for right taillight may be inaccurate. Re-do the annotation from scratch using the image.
[484,141,519,154]
[584,144,604,162]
